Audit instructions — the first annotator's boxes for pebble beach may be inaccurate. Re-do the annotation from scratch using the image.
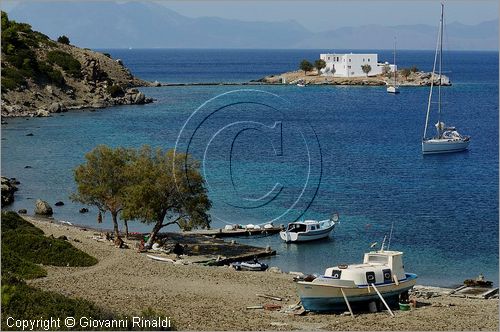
[24,216,498,331]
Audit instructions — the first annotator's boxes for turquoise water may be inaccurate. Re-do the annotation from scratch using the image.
[1,49,498,286]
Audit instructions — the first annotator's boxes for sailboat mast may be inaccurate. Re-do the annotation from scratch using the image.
[393,37,397,87]
[437,3,444,136]
[423,6,442,139]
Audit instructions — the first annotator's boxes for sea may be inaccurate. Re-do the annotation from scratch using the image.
[1,49,498,287]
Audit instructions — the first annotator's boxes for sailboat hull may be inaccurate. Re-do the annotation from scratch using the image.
[387,86,399,94]
[422,139,469,154]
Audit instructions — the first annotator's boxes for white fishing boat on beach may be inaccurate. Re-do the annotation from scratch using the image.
[422,3,470,154]
[280,213,339,243]
[296,241,417,313]
[296,79,306,87]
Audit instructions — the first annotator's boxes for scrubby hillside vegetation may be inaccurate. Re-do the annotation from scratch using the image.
[1,12,153,117]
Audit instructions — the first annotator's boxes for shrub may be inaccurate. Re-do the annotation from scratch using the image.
[57,35,70,45]
[400,68,411,78]
[1,67,27,91]
[107,84,125,97]
[1,246,47,280]
[38,61,65,86]
[1,212,98,268]
[410,65,419,73]
[1,277,123,331]
[46,50,82,78]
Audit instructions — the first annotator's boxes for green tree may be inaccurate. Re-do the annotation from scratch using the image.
[299,59,313,75]
[400,68,411,78]
[72,145,134,241]
[121,146,211,248]
[361,64,372,77]
[314,59,326,75]
[57,35,70,45]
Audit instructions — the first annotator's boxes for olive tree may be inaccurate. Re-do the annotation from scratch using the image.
[72,145,134,241]
[121,146,211,248]
[314,59,326,75]
[299,59,313,75]
[361,64,372,77]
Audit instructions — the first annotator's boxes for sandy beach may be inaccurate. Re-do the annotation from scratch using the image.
[20,216,498,331]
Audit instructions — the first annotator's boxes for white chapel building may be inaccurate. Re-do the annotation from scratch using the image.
[319,53,396,78]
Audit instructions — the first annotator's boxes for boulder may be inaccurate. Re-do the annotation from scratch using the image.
[1,176,17,205]
[152,81,161,87]
[79,207,89,213]
[55,201,65,206]
[36,109,51,117]
[48,102,66,113]
[134,92,146,104]
[18,209,27,214]
[34,199,53,216]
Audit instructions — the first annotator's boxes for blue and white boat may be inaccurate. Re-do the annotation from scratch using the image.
[296,247,417,312]
[280,213,339,243]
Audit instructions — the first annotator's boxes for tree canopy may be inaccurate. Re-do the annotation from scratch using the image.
[361,64,372,77]
[72,145,134,240]
[299,59,313,75]
[314,59,326,75]
[73,145,211,246]
[57,35,70,45]
[121,146,211,247]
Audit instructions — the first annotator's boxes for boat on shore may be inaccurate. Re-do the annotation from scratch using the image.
[296,243,417,313]
[422,3,470,154]
[231,259,268,271]
[280,213,339,243]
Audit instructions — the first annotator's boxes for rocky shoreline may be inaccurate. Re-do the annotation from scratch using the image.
[1,14,155,118]
[254,69,451,87]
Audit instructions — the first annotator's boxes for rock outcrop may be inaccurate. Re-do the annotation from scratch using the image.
[1,13,153,117]
[255,69,451,87]
[1,176,18,205]
[34,199,53,216]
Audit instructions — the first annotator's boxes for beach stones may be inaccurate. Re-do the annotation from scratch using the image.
[34,199,53,216]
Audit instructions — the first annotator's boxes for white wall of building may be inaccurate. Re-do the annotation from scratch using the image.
[320,53,396,78]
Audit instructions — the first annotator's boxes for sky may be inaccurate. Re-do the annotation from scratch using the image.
[160,0,499,31]
[2,0,498,32]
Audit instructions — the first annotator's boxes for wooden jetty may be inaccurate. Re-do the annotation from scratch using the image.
[183,226,282,238]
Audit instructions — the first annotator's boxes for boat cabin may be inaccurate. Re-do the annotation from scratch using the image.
[323,250,406,286]
[286,221,320,233]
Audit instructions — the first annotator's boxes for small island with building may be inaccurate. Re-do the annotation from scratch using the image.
[255,51,451,87]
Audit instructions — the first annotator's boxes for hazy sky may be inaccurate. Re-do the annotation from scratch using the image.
[161,0,498,31]
[2,0,498,31]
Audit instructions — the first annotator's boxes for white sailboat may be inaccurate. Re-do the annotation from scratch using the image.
[422,4,470,154]
[387,38,399,94]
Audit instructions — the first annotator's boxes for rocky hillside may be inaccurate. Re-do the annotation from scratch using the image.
[1,12,154,117]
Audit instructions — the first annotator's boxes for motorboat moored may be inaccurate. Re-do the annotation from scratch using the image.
[280,213,339,243]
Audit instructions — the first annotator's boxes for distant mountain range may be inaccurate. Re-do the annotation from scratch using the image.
[6,1,498,50]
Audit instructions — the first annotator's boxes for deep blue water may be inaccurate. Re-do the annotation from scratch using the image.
[2,49,498,287]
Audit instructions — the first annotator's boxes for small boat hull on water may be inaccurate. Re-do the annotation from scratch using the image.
[386,86,399,94]
[280,214,339,243]
[422,137,469,154]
